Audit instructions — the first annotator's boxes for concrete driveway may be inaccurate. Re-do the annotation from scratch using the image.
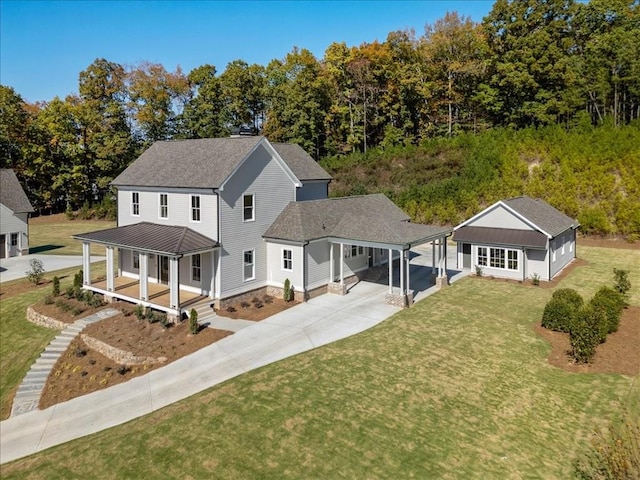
[0,254,105,283]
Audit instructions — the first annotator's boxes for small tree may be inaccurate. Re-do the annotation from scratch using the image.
[613,268,631,306]
[73,269,83,289]
[189,308,199,335]
[52,276,60,296]
[283,278,293,302]
[570,305,607,363]
[25,258,45,285]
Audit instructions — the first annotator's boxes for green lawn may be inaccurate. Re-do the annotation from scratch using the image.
[29,216,115,256]
[1,246,638,478]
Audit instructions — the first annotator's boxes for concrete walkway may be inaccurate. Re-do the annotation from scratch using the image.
[0,250,466,465]
[0,254,106,283]
[11,309,120,417]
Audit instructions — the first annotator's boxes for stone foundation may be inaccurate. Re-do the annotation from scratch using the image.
[26,306,68,330]
[80,334,167,366]
[385,293,412,308]
[328,282,347,296]
[435,276,449,289]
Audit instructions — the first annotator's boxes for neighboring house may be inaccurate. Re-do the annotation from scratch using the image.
[74,137,451,318]
[0,169,35,258]
[452,196,579,281]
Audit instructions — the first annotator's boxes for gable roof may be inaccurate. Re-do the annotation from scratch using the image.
[73,222,218,256]
[271,143,332,181]
[264,194,451,248]
[0,169,34,213]
[455,196,578,238]
[111,137,329,189]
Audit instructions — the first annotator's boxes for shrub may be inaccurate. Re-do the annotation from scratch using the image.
[283,278,294,302]
[73,270,83,289]
[52,276,60,296]
[613,268,631,306]
[541,289,584,333]
[570,305,607,363]
[134,304,145,321]
[240,301,250,309]
[189,308,199,335]
[71,306,85,316]
[475,265,483,277]
[552,288,585,311]
[590,286,625,334]
[116,365,129,375]
[531,272,540,286]
[263,295,273,304]
[25,258,45,285]
[44,295,54,305]
[226,306,236,313]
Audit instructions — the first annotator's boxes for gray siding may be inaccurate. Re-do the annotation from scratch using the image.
[306,240,330,289]
[117,187,218,241]
[526,248,548,281]
[468,205,534,230]
[550,228,575,278]
[0,204,29,256]
[296,181,329,201]
[219,143,296,298]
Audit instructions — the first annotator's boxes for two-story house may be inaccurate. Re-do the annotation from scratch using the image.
[74,137,452,319]
[1,169,35,258]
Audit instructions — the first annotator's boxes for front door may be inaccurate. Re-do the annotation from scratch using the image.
[462,243,471,269]
[159,256,169,284]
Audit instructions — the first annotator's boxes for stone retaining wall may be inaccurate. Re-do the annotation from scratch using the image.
[26,306,68,330]
[80,334,167,366]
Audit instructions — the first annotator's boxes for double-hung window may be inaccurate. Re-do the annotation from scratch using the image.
[10,233,18,247]
[351,245,358,257]
[243,194,254,222]
[192,254,201,282]
[159,193,168,219]
[507,250,518,270]
[282,249,292,271]
[191,195,201,222]
[489,248,505,269]
[243,250,255,281]
[131,192,140,216]
[132,251,140,270]
[477,247,488,266]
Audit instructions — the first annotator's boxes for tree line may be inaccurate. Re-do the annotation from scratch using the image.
[1,0,638,213]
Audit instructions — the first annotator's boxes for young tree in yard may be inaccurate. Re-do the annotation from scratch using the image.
[26,259,45,285]
[189,309,199,335]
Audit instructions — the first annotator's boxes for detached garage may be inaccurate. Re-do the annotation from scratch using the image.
[452,196,579,281]
[0,169,34,259]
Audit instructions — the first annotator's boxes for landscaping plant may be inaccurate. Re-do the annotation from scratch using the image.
[570,305,607,363]
[52,276,60,296]
[283,278,293,302]
[25,259,45,285]
[541,288,583,333]
[590,286,625,335]
[189,308,198,335]
[613,268,631,306]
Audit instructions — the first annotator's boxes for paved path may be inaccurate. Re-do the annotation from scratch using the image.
[0,254,106,283]
[0,251,467,465]
[10,309,120,417]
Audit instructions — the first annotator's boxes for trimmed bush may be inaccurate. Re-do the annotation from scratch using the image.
[189,308,198,335]
[73,270,83,289]
[590,286,625,334]
[552,288,584,311]
[570,305,607,363]
[283,278,292,302]
[613,268,631,306]
[52,276,60,296]
[134,304,145,321]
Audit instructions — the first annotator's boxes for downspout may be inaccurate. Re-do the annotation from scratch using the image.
[302,241,309,301]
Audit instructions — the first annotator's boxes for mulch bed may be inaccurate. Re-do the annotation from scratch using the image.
[31,298,107,324]
[216,296,298,321]
[534,306,640,376]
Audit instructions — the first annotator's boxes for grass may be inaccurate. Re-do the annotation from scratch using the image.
[28,215,115,256]
[0,245,637,478]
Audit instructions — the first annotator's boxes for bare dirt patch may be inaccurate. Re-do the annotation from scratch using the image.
[534,306,640,376]
[216,295,298,321]
[0,277,55,300]
[39,311,232,409]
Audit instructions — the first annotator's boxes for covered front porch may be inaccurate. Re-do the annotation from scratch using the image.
[73,222,219,319]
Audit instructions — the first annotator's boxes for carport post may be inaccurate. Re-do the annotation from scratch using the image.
[329,242,334,282]
[140,252,149,301]
[388,248,393,294]
[406,250,410,294]
[400,249,405,295]
[432,240,436,275]
[443,239,447,275]
[339,243,344,285]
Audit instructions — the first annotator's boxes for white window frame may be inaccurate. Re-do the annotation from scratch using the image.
[507,250,518,270]
[552,240,557,262]
[282,248,293,271]
[351,245,358,257]
[132,251,139,270]
[10,233,18,247]
[243,249,255,281]
[243,194,254,222]
[159,193,168,219]
[191,254,201,283]
[477,246,487,266]
[131,191,140,216]
[358,246,364,256]
[489,247,505,269]
[190,195,201,223]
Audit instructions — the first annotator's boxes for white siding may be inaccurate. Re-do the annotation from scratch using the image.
[117,187,218,241]
[0,204,29,256]
[550,228,575,279]
[266,242,303,289]
[218,143,296,299]
[467,205,534,231]
[306,240,330,289]
[526,248,548,281]
[296,181,329,201]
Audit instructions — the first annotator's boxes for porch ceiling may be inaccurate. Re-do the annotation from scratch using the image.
[73,222,219,256]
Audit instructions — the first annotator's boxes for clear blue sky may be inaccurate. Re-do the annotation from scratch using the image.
[1,0,494,103]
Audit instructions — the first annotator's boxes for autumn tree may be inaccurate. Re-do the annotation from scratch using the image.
[220,60,266,131]
[177,64,228,138]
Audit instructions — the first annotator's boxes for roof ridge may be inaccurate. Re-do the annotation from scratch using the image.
[175,226,190,253]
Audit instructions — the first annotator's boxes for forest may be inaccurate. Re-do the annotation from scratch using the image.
[0,0,639,235]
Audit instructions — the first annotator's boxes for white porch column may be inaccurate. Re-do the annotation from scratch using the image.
[443,239,447,275]
[210,251,215,300]
[169,257,179,310]
[438,239,444,277]
[106,246,114,292]
[215,250,221,299]
[400,249,405,295]
[140,252,149,301]
[82,242,91,285]
[388,248,393,294]
[432,240,436,275]
[329,242,334,282]
[406,250,411,294]
[339,243,344,285]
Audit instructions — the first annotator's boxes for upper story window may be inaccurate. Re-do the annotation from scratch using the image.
[243,194,254,222]
[159,193,168,219]
[282,249,292,271]
[131,192,140,216]
[191,195,201,222]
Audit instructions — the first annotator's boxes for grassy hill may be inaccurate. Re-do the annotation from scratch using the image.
[320,124,640,237]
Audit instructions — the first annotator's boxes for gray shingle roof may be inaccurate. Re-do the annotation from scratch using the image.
[264,194,451,247]
[73,222,218,255]
[0,169,34,213]
[111,137,330,189]
[271,143,332,181]
[503,196,578,237]
[453,226,547,249]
